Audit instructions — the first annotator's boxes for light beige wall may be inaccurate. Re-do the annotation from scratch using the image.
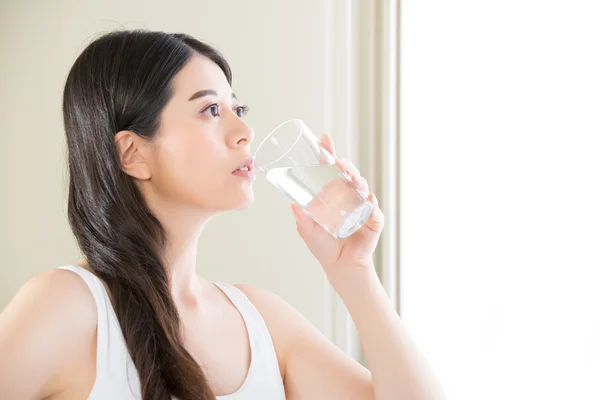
[0,0,342,333]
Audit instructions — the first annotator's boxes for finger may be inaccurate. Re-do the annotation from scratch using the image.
[364,193,385,233]
[336,159,369,195]
[336,158,361,179]
[350,175,370,195]
[320,133,337,158]
[291,203,317,238]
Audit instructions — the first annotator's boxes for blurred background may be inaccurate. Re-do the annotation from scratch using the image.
[1,0,599,399]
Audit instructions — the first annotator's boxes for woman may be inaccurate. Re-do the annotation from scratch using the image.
[0,30,446,400]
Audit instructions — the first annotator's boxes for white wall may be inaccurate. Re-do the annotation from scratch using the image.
[401,0,600,399]
[0,0,356,337]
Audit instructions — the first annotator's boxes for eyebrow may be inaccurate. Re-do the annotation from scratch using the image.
[188,90,238,101]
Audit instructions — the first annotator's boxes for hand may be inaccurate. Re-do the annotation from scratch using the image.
[291,133,385,283]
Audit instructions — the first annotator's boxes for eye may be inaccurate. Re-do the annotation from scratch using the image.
[235,105,249,118]
[202,104,220,117]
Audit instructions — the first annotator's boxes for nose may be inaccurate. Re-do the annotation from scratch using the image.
[227,117,254,149]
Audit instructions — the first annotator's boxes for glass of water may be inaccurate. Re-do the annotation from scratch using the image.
[253,119,372,239]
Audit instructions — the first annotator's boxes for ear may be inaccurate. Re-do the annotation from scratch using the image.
[114,130,152,180]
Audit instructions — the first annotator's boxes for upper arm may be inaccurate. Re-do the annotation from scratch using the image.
[236,284,374,400]
[0,269,97,399]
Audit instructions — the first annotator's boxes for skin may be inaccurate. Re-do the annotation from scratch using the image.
[0,54,447,400]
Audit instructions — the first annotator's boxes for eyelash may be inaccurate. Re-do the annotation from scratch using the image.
[202,103,250,118]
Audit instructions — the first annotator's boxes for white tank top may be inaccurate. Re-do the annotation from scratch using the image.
[57,265,286,400]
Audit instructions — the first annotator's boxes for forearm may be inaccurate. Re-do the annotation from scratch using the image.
[331,266,447,400]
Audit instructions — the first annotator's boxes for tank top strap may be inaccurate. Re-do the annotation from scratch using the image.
[212,281,285,399]
[56,265,141,398]
[57,266,111,372]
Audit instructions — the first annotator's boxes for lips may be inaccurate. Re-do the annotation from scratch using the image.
[233,156,255,173]
[232,156,256,180]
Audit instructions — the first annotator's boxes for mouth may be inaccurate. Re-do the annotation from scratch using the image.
[232,156,256,180]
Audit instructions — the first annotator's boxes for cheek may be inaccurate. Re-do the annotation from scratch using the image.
[153,133,227,201]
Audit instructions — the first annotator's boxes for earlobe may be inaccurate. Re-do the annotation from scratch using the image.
[114,130,152,180]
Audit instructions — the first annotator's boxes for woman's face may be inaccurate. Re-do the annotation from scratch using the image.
[143,54,255,212]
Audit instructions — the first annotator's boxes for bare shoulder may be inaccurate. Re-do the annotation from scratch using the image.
[1,268,98,327]
[234,283,298,318]
[2,268,98,326]
[0,268,98,398]
[233,283,311,333]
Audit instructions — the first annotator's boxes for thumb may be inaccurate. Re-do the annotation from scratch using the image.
[364,193,385,233]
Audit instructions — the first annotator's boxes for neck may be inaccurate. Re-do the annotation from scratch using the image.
[145,200,218,308]
[160,209,217,307]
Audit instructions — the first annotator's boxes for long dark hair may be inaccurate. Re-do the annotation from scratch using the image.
[62,30,232,399]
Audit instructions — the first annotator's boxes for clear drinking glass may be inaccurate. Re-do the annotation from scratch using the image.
[253,119,372,239]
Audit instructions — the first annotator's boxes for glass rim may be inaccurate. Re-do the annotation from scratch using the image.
[252,119,307,170]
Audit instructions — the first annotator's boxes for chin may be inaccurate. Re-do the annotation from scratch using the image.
[231,190,255,211]
[232,197,254,210]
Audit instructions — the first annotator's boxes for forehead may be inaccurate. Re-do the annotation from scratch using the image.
[171,53,231,99]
